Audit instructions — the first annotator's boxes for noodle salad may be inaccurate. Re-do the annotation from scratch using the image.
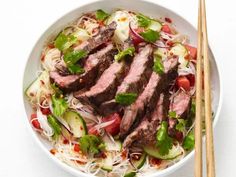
[25,9,198,177]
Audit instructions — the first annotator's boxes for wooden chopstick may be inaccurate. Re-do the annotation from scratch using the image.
[201,0,216,177]
[194,0,203,176]
[195,0,215,177]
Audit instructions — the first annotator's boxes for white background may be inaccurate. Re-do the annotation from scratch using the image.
[0,0,235,177]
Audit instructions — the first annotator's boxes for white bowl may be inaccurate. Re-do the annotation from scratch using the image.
[22,0,222,176]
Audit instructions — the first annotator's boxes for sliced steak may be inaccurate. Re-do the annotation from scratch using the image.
[74,61,128,105]
[120,58,178,138]
[116,44,153,94]
[169,90,191,119]
[55,22,117,74]
[74,21,117,52]
[168,90,191,136]
[123,94,165,148]
[50,43,116,92]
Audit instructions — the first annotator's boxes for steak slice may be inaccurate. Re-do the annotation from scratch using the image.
[98,45,153,116]
[50,43,116,92]
[120,58,178,138]
[123,93,165,148]
[169,90,191,119]
[168,90,191,137]
[56,22,117,74]
[116,44,153,94]
[74,61,128,105]
[74,21,117,52]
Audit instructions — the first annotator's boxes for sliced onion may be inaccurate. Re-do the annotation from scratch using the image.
[129,22,170,48]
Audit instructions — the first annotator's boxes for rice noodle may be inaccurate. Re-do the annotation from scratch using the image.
[36,109,54,137]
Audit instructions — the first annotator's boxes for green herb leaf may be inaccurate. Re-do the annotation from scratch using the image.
[67,64,85,74]
[79,135,105,155]
[168,111,177,118]
[54,33,77,51]
[183,131,195,150]
[64,50,87,65]
[137,14,151,27]
[140,29,160,43]
[96,9,109,21]
[115,93,138,105]
[156,121,173,155]
[47,114,61,136]
[153,55,164,75]
[51,94,68,117]
[51,83,63,96]
[115,47,135,61]
[175,119,187,132]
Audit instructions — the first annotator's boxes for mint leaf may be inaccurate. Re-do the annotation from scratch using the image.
[140,29,160,42]
[183,131,195,150]
[96,9,109,21]
[79,135,105,155]
[64,50,87,65]
[137,14,151,27]
[115,93,138,105]
[47,114,61,136]
[51,94,68,117]
[156,121,173,155]
[115,47,135,61]
[153,55,164,75]
[54,33,77,51]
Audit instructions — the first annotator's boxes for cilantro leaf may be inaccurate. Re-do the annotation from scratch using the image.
[47,114,61,136]
[115,93,137,105]
[137,14,151,27]
[79,135,105,155]
[96,9,109,21]
[51,94,68,117]
[183,131,195,150]
[67,64,85,74]
[51,83,63,96]
[140,29,160,43]
[63,50,87,74]
[156,121,173,155]
[168,111,177,118]
[54,33,77,51]
[64,50,87,65]
[115,47,135,61]
[175,119,187,132]
[153,55,164,74]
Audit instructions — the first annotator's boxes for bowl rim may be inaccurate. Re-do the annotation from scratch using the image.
[22,0,223,176]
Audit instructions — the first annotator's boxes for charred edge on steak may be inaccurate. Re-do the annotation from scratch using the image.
[116,44,154,95]
[50,43,117,92]
[168,90,191,137]
[123,93,165,148]
[120,57,179,139]
[74,61,129,106]
[97,45,153,116]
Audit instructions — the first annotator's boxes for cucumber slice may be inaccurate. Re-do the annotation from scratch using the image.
[100,152,113,172]
[124,172,136,177]
[154,48,168,59]
[149,20,162,32]
[63,111,87,138]
[124,153,146,177]
[72,28,90,42]
[144,145,182,160]
[25,71,51,104]
[103,134,122,151]
[169,43,188,57]
[132,153,147,169]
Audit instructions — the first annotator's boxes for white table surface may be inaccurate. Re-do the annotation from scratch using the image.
[0,0,235,177]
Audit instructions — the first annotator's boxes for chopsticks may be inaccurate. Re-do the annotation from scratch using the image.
[194,0,215,177]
